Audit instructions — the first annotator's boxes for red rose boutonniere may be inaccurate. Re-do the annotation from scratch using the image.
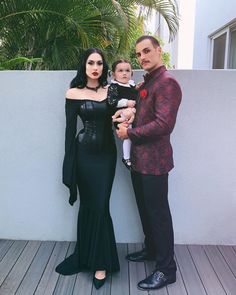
[140,88,148,99]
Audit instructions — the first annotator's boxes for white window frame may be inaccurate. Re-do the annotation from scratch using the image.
[228,25,236,68]
[209,19,236,69]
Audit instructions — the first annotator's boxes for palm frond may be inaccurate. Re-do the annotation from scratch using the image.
[0,0,179,69]
[131,0,179,41]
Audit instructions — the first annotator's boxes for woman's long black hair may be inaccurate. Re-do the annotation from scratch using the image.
[70,48,109,89]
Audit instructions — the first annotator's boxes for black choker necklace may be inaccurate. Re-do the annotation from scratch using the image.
[85,85,100,92]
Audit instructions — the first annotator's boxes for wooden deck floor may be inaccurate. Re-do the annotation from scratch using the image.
[0,240,236,295]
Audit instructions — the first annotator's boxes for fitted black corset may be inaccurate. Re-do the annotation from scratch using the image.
[63,98,116,205]
[77,99,114,151]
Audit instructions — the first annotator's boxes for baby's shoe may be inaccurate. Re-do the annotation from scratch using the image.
[122,158,132,170]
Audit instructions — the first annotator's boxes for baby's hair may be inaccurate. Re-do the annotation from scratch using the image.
[111,59,132,73]
[110,59,132,77]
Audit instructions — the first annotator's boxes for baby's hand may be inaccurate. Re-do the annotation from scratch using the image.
[121,108,136,123]
[127,100,136,108]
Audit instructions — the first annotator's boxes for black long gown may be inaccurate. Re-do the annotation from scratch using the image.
[56,98,120,274]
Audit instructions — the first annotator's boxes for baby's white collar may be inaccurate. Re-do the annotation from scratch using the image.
[111,79,135,87]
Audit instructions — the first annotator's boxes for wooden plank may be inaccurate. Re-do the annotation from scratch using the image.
[0,240,28,286]
[110,243,129,295]
[145,261,168,295]
[175,244,207,295]
[34,241,70,295]
[188,245,226,295]
[232,246,236,254]
[15,241,55,295]
[73,272,93,295]
[218,245,236,276]
[0,240,14,262]
[204,245,236,294]
[167,254,188,295]
[1,240,235,295]
[53,242,77,295]
[128,243,148,295]
[0,240,41,295]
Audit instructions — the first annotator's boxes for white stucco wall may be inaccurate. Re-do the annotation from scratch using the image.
[146,0,196,69]
[0,70,236,245]
[149,0,236,69]
[192,0,236,69]
[176,0,196,69]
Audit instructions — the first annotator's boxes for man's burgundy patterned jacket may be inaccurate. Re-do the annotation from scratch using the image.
[128,65,182,175]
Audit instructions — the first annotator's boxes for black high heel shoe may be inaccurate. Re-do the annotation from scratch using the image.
[93,275,106,289]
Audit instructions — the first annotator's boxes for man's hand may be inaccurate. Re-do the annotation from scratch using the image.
[116,122,129,139]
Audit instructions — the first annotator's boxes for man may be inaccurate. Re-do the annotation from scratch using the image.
[116,35,182,291]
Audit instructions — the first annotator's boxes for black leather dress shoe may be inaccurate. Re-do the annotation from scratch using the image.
[126,249,154,262]
[137,271,176,290]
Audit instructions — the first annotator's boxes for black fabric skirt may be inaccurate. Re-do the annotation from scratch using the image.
[56,143,119,274]
[76,143,119,272]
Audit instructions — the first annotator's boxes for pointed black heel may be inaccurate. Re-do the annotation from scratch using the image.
[93,276,106,289]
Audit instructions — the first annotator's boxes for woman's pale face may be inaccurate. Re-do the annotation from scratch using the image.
[86,53,103,81]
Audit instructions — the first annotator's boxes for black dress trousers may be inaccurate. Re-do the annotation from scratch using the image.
[131,171,176,274]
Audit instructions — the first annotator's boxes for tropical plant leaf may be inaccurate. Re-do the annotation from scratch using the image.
[0,0,179,69]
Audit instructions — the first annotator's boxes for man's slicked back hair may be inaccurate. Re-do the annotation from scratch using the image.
[136,35,160,47]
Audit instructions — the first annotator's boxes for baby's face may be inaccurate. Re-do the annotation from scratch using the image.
[113,62,132,84]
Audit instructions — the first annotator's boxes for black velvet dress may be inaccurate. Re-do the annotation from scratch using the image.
[56,98,120,275]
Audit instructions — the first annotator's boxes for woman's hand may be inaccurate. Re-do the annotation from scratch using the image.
[112,109,124,123]
[112,107,136,124]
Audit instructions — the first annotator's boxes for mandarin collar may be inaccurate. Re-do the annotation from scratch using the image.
[143,65,166,82]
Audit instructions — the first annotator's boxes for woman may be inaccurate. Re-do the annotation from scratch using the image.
[55,48,120,289]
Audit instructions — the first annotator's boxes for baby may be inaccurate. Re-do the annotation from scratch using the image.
[107,59,138,170]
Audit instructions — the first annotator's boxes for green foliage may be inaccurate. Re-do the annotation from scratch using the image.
[0,0,179,70]
[162,51,172,69]
[0,56,42,70]
[126,32,173,69]
[129,46,172,70]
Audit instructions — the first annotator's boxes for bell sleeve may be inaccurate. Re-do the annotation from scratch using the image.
[62,99,78,206]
